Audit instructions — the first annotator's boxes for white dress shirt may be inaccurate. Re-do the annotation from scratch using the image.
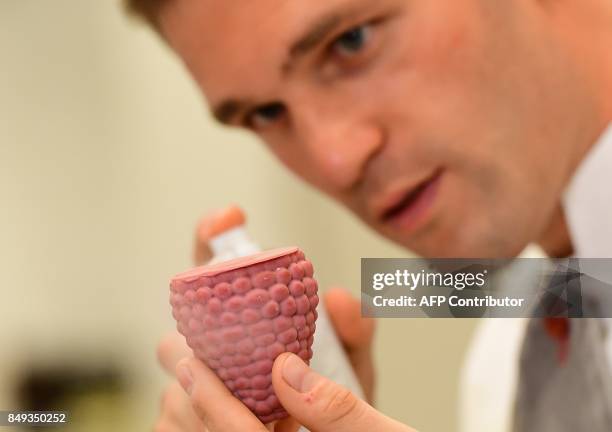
[459,123,612,432]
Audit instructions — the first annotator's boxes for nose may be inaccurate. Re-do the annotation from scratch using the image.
[293,107,384,192]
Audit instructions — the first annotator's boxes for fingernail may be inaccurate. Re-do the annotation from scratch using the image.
[282,353,318,393]
[177,364,194,395]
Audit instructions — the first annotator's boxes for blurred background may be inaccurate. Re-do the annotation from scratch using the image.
[0,1,476,430]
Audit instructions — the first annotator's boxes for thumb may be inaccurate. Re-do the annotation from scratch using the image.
[272,353,413,432]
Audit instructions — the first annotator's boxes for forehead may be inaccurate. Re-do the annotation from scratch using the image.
[160,0,371,104]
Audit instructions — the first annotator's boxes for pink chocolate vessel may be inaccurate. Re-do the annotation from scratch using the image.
[170,247,319,423]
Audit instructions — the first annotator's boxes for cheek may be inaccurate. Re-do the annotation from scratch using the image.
[267,141,306,177]
[363,2,495,161]
[378,2,541,190]
[264,139,337,197]
[406,10,492,150]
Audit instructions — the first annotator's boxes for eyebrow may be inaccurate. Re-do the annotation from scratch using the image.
[287,14,342,66]
[212,4,361,125]
[213,99,245,125]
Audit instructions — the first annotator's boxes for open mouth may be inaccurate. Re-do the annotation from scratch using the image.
[381,169,444,232]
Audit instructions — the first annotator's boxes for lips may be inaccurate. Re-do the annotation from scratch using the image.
[377,169,443,233]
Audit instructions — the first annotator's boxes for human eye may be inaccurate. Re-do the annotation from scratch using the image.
[321,19,388,75]
[245,102,286,130]
[331,24,373,59]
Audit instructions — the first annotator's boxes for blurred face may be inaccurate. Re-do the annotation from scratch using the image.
[160,0,598,257]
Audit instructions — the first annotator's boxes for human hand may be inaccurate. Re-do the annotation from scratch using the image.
[155,205,388,430]
[155,206,244,431]
[323,287,376,404]
[174,352,416,432]
[154,288,380,431]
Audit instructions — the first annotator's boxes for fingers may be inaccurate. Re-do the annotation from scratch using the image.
[175,357,269,432]
[273,417,301,432]
[324,287,377,403]
[157,332,192,376]
[154,381,207,432]
[324,287,376,349]
[193,205,246,266]
[272,353,412,432]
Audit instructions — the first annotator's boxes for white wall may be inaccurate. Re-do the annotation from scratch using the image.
[0,2,475,430]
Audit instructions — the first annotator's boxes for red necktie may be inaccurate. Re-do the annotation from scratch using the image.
[544,317,571,364]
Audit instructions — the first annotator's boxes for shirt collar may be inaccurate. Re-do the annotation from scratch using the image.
[564,123,612,257]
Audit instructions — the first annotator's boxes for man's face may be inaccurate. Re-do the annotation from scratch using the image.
[161,0,596,257]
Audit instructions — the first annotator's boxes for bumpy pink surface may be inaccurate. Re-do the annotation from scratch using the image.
[170,247,319,423]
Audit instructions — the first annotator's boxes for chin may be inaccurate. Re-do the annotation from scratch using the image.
[394,221,529,259]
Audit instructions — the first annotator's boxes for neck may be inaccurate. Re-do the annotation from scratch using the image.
[537,204,574,258]
[536,1,612,258]
[551,0,612,125]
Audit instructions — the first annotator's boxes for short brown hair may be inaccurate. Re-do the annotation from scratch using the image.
[124,0,171,32]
